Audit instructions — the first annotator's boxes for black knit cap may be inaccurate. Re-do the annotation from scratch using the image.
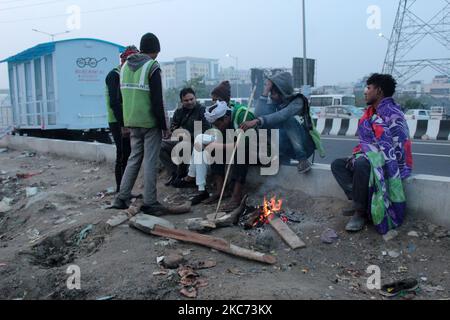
[140,33,161,54]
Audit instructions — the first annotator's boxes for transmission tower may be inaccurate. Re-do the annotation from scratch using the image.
[382,0,450,84]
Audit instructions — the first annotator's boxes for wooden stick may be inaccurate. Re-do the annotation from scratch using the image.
[215,86,258,218]
[151,225,277,265]
[269,217,306,250]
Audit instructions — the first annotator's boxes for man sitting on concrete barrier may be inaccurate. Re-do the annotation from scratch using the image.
[241,72,317,173]
[331,74,413,234]
[160,88,210,187]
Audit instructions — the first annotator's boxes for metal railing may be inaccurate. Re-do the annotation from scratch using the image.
[0,104,13,128]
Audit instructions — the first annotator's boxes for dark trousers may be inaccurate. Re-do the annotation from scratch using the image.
[211,141,250,185]
[331,157,371,211]
[160,140,188,178]
[211,163,249,184]
[109,123,131,193]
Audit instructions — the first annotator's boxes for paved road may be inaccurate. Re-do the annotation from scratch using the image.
[317,137,450,177]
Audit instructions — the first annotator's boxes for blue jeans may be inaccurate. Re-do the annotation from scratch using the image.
[278,116,315,164]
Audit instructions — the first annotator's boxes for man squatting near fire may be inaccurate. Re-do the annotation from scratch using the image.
[178,81,256,211]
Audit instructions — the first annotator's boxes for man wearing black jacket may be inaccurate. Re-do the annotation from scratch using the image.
[160,88,210,186]
[110,33,171,215]
[105,45,139,193]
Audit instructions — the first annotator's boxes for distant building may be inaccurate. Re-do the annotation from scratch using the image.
[161,57,219,89]
[398,80,424,98]
[424,75,450,98]
[218,67,251,85]
[313,85,354,95]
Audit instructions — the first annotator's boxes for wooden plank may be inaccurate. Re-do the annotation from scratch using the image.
[269,217,306,250]
[151,225,277,265]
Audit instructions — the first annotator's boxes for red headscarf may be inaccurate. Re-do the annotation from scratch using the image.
[120,45,139,65]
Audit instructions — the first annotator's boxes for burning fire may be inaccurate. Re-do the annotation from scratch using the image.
[253,196,286,227]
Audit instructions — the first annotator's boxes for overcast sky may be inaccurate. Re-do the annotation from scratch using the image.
[0,0,447,89]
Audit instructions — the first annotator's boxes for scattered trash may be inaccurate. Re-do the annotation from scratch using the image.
[155,239,178,247]
[227,267,245,276]
[422,285,445,293]
[407,243,417,254]
[0,263,7,267]
[76,225,93,245]
[26,187,39,198]
[420,277,428,282]
[408,231,420,238]
[380,278,419,298]
[388,250,401,258]
[0,197,13,213]
[162,253,185,269]
[182,249,193,256]
[191,260,217,270]
[96,296,115,301]
[398,266,409,273]
[321,228,339,244]
[0,170,7,175]
[382,251,388,256]
[178,266,207,299]
[156,256,165,265]
[153,270,169,276]
[383,230,399,242]
[180,287,197,299]
[53,218,67,226]
[16,172,41,180]
[428,224,439,233]
[26,228,40,241]
[18,151,36,158]
[82,168,100,174]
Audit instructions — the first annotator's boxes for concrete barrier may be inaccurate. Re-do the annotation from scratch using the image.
[248,165,450,229]
[2,135,450,228]
[315,119,450,141]
[0,135,116,163]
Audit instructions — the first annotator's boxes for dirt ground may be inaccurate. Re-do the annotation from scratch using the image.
[0,148,449,300]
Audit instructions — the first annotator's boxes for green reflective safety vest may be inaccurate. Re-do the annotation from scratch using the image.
[120,60,157,128]
[106,66,120,124]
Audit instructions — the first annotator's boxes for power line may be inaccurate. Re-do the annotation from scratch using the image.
[0,0,175,23]
[0,0,65,11]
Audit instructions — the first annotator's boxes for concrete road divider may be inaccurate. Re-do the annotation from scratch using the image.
[314,119,450,141]
[2,135,449,229]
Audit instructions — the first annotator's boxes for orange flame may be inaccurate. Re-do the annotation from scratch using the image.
[254,196,284,226]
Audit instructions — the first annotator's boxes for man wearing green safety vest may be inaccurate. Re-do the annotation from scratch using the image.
[105,45,139,194]
[110,33,170,215]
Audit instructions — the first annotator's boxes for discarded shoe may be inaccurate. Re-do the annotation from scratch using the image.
[297,159,312,174]
[380,278,419,297]
[345,215,367,232]
[191,191,210,206]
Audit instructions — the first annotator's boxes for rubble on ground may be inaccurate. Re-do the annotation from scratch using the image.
[0,149,449,300]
